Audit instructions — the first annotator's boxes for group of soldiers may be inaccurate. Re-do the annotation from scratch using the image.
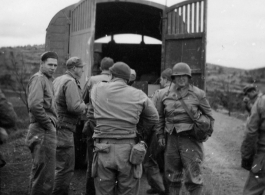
[1,50,265,195]
[23,51,215,195]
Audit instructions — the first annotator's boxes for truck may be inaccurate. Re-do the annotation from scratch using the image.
[45,0,208,167]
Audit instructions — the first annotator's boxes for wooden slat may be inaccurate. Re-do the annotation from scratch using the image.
[194,2,197,33]
[181,6,185,34]
[168,12,172,35]
[179,7,182,34]
[172,10,176,35]
[176,8,179,34]
[199,1,202,32]
[190,3,192,33]
[185,5,188,33]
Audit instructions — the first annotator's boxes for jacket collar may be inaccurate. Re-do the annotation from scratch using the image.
[65,70,80,84]
[101,70,111,75]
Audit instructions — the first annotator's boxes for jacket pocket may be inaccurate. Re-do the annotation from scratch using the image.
[94,143,111,153]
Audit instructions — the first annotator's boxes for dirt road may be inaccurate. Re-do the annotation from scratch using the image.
[0,110,250,195]
[202,111,248,195]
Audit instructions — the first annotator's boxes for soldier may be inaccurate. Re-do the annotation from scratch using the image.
[52,57,87,195]
[155,63,214,195]
[83,57,114,104]
[82,57,114,195]
[90,62,159,195]
[241,93,265,194]
[242,84,261,115]
[26,51,58,195]
[144,68,172,195]
[0,89,17,167]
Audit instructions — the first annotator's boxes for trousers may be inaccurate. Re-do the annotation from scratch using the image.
[52,128,75,195]
[93,142,141,195]
[26,123,56,195]
[165,131,204,195]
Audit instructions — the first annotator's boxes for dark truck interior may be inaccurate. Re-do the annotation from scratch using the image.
[94,2,163,83]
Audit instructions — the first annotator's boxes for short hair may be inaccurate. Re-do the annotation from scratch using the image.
[100,57,114,70]
[41,51,58,62]
[161,68,172,81]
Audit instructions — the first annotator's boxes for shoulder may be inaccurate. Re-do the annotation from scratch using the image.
[190,85,206,99]
[29,72,46,86]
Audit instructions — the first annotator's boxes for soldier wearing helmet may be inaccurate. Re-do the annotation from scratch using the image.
[241,91,265,194]
[242,84,261,115]
[90,62,158,195]
[154,62,214,195]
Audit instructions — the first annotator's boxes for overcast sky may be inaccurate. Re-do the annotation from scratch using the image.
[0,0,265,70]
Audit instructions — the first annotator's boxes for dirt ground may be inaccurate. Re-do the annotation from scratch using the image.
[0,110,249,195]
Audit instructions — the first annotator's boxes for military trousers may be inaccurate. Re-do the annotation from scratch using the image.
[52,128,75,195]
[165,131,204,195]
[243,153,265,195]
[93,140,141,195]
[144,132,167,194]
[25,123,57,195]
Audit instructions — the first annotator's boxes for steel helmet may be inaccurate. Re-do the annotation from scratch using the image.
[110,62,131,81]
[171,62,192,79]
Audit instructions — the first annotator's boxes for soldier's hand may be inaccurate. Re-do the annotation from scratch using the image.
[158,137,166,147]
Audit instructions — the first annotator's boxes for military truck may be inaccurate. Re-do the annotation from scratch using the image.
[45,0,208,167]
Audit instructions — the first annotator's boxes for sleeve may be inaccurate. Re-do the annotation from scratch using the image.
[153,91,166,139]
[140,94,159,127]
[28,76,52,129]
[0,89,17,129]
[83,78,92,104]
[65,80,87,115]
[241,98,261,160]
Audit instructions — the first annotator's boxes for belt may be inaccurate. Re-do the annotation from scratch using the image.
[58,115,78,125]
[96,138,136,144]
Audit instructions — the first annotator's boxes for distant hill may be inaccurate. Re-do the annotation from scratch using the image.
[0,44,264,93]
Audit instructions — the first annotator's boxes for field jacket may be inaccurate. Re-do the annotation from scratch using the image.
[154,84,214,139]
[83,70,112,104]
[91,78,159,139]
[53,71,86,125]
[241,94,265,160]
[27,71,57,130]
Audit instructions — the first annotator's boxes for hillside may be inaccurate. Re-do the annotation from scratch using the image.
[1,44,265,101]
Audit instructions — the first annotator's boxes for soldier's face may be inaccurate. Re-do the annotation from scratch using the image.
[40,58,58,78]
[74,66,84,80]
[247,90,257,99]
[160,77,167,88]
[173,75,189,88]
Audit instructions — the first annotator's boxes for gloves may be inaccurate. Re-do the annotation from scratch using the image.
[241,158,253,171]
